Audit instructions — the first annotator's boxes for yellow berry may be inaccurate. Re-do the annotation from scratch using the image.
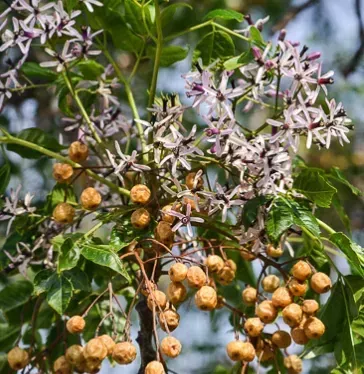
[7,347,29,370]
[131,208,151,229]
[282,303,303,327]
[262,274,280,293]
[97,335,115,356]
[167,282,187,304]
[244,317,264,337]
[112,342,137,365]
[186,266,206,288]
[271,330,292,348]
[186,172,203,190]
[80,187,102,210]
[65,345,84,366]
[195,286,217,311]
[301,299,319,315]
[160,336,182,358]
[256,300,278,323]
[66,315,86,334]
[159,309,180,332]
[130,184,151,204]
[284,355,303,374]
[84,338,108,364]
[310,272,332,294]
[292,261,311,281]
[169,263,188,282]
[272,287,293,309]
[53,163,73,183]
[147,290,167,311]
[242,286,257,306]
[266,244,283,257]
[54,355,72,374]
[145,361,165,374]
[304,317,325,339]
[206,255,224,273]
[69,141,89,162]
[53,203,75,224]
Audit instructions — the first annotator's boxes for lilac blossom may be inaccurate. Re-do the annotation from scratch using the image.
[167,204,204,237]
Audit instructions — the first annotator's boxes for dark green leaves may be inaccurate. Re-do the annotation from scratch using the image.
[196,31,235,65]
[7,128,64,159]
[0,280,33,312]
[294,169,337,208]
[161,3,192,28]
[77,60,104,80]
[204,9,244,22]
[242,196,269,229]
[124,0,151,35]
[147,46,189,67]
[21,62,57,81]
[81,243,131,281]
[58,238,81,271]
[0,163,11,194]
[329,167,362,196]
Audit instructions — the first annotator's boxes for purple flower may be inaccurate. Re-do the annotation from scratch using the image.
[167,204,204,237]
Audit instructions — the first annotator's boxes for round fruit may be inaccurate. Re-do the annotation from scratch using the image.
[169,263,188,282]
[242,286,257,306]
[65,345,84,366]
[161,205,177,224]
[291,326,309,345]
[167,282,187,304]
[145,361,165,374]
[206,255,224,273]
[304,317,325,339]
[241,249,256,261]
[310,272,332,294]
[97,335,115,356]
[80,187,102,210]
[292,261,312,281]
[244,317,264,337]
[262,274,280,293]
[84,338,108,364]
[266,244,283,257]
[130,184,151,204]
[160,336,182,358]
[84,358,102,374]
[216,266,235,285]
[186,266,207,288]
[271,330,291,348]
[256,300,278,323]
[154,221,174,246]
[141,281,157,297]
[147,290,167,311]
[282,303,303,327]
[284,355,303,373]
[287,278,307,297]
[131,208,151,229]
[159,309,180,332]
[225,259,237,272]
[69,141,89,162]
[256,340,274,362]
[301,299,319,315]
[195,286,217,311]
[186,172,203,190]
[226,340,245,361]
[272,287,293,309]
[66,315,86,334]
[112,342,137,365]
[53,203,75,224]
[7,347,29,370]
[53,163,73,183]
[54,355,72,374]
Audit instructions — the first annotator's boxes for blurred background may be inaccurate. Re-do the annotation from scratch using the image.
[1,0,363,373]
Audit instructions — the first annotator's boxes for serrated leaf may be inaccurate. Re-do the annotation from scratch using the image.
[0,280,33,312]
[58,238,80,271]
[204,9,244,22]
[196,31,235,65]
[33,269,54,295]
[81,243,131,281]
[294,169,337,208]
[330,233,364,277]
[0,163,11,194]
[147,45,188,67]
[77,60,104,80]
[7,128,64,159]
[46,273,73,315]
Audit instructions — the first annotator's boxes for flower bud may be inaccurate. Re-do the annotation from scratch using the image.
[53,203,75,224]
[284,355,303,373]
[66,315,86,334]
[159,309,180,332]
[160,336,182,358]
[292,261,311,281]
[282,303,303,327]
[130,184,151,204]
[169,263,188,282]
[186,172,203,190]
[53,163,73,183]
[7,347,29,370]
[147,290,167,311]
[131,208,151,229]
[242,286,257,306]
[195,286,217,311]
[84,338,108,364]
[69,141,89,162]
[167,282,187,304]
[186,266,206,288]
[271,330,291,348]
[54,355,72,374]
[310,272,331,294]
[97,335,115,356]
[262,274,280,293]
[112,342,137,365]
[145,361,165,374]
[65,345,84,366]
[272,287,293,309]
[301,299,319,315]
[304,317,325,339]
[80,187,102,210]
[256,300,278,323]
[206,255,224,273]
[266,244,283,258]
[287,278,307,297]
[244,317,264,337]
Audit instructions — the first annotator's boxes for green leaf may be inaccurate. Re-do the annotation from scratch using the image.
[289,200,320,237]
[147,45,189,67]
[46,273,73,315]
[329,167,362,196]
[45,183,77,213]
[81,243,131,281]
[249,26,265,48]
[332,194,351,233]
[33,269,54,295]
[223,56,243,70]
[204,9,244,22]
[7,128,64,159]
[242,196,269,229]
[77,60,104,80]
[21,62,58,81]
[58,238,80,271]
[330,233,364,277]
[0,163,11,194]
[161,2,192,28]
[294,169,337,208]
[124,0,150,35]
[196,31,235,65]
[63,268,91,292]
[0,280,33,312]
